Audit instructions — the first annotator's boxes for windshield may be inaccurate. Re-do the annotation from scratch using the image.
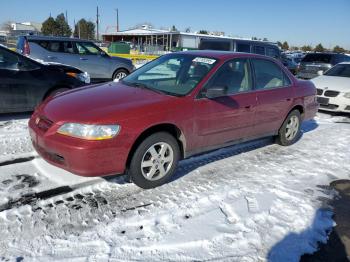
[324,64,350,78]
[122,54,218,96]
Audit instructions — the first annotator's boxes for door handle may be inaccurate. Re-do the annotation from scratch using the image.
[47,56,57,59]
[80,57,88,61]
[286,98,291,101]
[245,105,252,109]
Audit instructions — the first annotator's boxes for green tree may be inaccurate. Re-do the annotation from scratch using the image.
[333,45,345,53]
[282,41,289,50]
[41,17,58,36]
[314,43,324,52]
[74,19,95,40]
[55,13,72,37]
[301,45,312,52]
[276,41,283,48]
[198,30,209,35]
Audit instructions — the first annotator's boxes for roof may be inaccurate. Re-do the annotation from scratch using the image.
[22,35,93,42]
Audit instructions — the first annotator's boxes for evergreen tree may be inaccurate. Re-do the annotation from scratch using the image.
[55,13,72,37]
[314,43,324,52]
[282,41,289,50]
[74,19,95,40]
[41,17,58,36]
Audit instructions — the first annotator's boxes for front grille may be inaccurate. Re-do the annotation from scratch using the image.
[324,90,340,97]
[319,104,339,110]
[36,117,53,132]
[34,142,65,165]
[316,89,323,95]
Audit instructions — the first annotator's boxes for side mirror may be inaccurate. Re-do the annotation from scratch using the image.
[99,51,108,57]
[205,86,227,98]
[317,70,323,76]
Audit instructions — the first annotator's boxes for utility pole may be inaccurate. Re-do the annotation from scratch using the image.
[96,6,100,40]
[115,8,119,32]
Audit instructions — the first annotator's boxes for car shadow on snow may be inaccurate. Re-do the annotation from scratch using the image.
[268,180,350,262]
[169,119,319,183]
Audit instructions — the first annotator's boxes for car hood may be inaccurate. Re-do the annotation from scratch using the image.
[311,76,350,93]
[41,82,176,124]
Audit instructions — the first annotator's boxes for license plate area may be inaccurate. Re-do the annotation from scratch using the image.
[317,96,329,105]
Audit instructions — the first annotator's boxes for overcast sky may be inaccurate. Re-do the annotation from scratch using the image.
[1,0,349,49]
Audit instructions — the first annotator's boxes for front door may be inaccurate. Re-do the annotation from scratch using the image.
[194,58,257,150]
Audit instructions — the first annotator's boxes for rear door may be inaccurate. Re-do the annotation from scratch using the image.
[251,58,293,136]
[194,58,257,149]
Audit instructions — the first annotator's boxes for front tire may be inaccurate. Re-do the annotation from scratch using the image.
[277,110,301,146]
[112,69,129,81]
[129,132,180,189]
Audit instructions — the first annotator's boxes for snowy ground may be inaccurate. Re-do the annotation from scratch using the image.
[0,112,349,261]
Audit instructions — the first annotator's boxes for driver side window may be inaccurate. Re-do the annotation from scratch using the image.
[205,58,253,95]
[0,49,19,70]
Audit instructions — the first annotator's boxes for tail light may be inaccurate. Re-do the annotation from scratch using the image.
[23,39,30,56]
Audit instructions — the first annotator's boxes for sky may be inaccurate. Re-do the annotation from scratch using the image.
[1,0,349,49]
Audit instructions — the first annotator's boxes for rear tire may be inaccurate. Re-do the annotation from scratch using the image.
[129,132,180,189]
[277,110,301,146]
[112,69,129,81]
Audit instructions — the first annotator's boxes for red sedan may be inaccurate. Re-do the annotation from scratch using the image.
[29,51,318,188]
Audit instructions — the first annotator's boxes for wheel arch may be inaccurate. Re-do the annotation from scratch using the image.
[126,123,186,169]
[112,67,130,79]
[42,85,72,101]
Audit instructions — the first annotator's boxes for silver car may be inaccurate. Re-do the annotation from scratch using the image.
[17,36,134,83]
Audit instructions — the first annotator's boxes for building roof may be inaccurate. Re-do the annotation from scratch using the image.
[102,27,276,44]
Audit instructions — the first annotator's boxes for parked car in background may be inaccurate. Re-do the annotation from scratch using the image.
[17,36,134,83]
[282,56,302,75]
[297,53,350,79]
[311,62,350,113]
[0,45,89,113]
[0,35,6,44]
[199,38,281,60]
[29,51,318,189]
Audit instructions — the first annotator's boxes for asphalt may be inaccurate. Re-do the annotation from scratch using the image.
[301,180,350,262]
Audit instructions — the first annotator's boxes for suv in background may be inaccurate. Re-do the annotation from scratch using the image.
[297,53,350,79]
[198,38,281,60]
[17,36,134,83]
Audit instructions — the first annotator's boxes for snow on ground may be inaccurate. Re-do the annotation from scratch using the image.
[0,112,349,261]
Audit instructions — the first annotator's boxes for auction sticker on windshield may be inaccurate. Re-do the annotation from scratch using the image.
[192,57,216,64]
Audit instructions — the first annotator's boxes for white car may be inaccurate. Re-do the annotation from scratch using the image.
[311,62,350,113]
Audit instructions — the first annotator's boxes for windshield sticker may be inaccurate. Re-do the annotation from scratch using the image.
[192,57,216,65]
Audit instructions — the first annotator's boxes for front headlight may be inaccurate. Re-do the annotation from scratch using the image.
[66,72,91,84]
[344,92,350,99]
[57,123,120,140]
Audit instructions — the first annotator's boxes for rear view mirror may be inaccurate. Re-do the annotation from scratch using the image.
[205,86,227,98]
[317,70,324,76]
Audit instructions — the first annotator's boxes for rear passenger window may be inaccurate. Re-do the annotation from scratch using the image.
[236,43,251,53]
[252,59,291,89]
[253,46,265,55]
[266,47,280,59]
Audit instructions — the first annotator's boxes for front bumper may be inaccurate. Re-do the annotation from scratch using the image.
[317,94,350,113]
[29,115,129,177]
